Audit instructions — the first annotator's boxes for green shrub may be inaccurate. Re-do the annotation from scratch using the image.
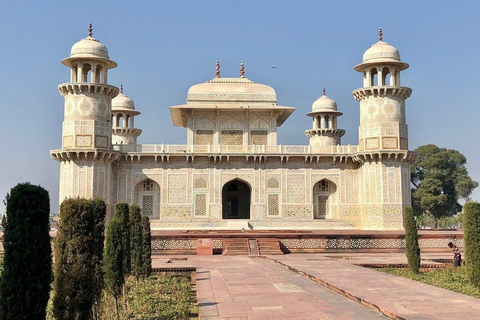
[404,207,421,273]
[129,205,143,280]
[463,201,480,287]
[0,183,52,320]
[103,217,124,319]
[141,215,152,278]
[99,275,192,320]
[52,198,105,320]
[114,203,131,276]
[92,199,107,320]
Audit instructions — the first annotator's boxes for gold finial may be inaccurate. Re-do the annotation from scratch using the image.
[89,22,93,37]
[215,59,220,78]
[239,60,245,78]
[120,83,123,94]
[379,26,383,41]
[323,85,326,96]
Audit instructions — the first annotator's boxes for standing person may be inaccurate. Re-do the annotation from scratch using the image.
[448,242,462,267]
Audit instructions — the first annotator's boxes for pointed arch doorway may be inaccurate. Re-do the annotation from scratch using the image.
[222,180,251,219]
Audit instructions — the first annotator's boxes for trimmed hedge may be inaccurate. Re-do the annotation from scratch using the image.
[129,205,143,280]
[0,183,52,319]
[141,215,152,278]
[114,203,131,276]
[404,207,421,273]
[463,201,480,287]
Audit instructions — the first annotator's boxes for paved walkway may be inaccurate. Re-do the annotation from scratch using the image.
[153,253,480,319]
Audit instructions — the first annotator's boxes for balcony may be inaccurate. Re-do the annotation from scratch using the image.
[112,144,358,155]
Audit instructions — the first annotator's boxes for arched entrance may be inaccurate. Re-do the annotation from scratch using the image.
[313,179,336,219]
[134,179,160,219]
[222,180,251,219]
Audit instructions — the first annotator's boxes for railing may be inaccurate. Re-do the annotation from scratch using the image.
[112,144,358,154]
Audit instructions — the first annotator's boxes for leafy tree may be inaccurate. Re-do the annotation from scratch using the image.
[404,207,421,273]
[52,198,103,320]
[463,201,480,287]
[103,218,124,319]
[91,199,107,320]
[114,203,131,276]
[0,183,52,320]
[129,205,143,280]
[411,144,478,228]
[141,215,152,278]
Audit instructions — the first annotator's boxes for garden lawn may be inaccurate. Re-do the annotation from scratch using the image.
[381,267,480,298]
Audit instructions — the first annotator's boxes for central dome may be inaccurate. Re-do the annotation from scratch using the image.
[187,77,277,103]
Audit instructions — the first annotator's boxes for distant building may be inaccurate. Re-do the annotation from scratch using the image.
[51,26,415,230]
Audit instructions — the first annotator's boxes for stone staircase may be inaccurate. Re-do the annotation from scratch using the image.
[222,238,249,255]
[257,238,284,255]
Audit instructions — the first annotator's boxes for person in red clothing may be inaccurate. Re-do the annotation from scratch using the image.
[448,242,462,267]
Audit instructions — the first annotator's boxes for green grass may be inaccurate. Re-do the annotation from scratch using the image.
[380,267,480,298]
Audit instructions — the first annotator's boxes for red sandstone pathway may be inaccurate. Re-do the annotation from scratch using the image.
[270,254,480,320]
[177,256,386,320]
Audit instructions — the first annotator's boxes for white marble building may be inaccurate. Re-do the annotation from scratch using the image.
[51,26,416,230]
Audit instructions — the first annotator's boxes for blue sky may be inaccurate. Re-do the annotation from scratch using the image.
[0,1,479,213]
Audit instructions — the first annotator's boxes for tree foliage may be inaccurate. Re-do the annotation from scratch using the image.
[141,215,152,278]
[103,218,124,319]
[52,198,106,320]
[129,205,143,280]
[411,144,478,227]
[463,201,480,287]
[114,203,131,276]
[91,199,107,320]
[0,183,52,320]
[404,207,421,273]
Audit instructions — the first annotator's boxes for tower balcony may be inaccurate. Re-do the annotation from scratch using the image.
[352,86,412,101]
[58,82,119,98]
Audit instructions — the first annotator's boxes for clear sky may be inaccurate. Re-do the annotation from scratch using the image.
[0,1,479,214]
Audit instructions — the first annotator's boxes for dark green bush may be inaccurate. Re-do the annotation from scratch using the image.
[141,215,152,278]
[0,183,52,320]
[129,205,143,280]
[404,207,421,273]
[52,198,106,320]
[463,201,480,287]
[114,203,131,276]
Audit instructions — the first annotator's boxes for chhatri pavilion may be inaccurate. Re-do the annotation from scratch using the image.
[51,25,416,231]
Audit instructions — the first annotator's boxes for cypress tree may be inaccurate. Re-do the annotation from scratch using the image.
[52,198,99,320]
[91,199,107,320]
[0,183,52,320]
[404,207,421,273]
[140,215,152,277]
[129,205,143,280]
[114,203,131,276]
[463,201,480,287]
[103,218,124,319]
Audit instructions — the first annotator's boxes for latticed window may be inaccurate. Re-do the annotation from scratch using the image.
[195,130,214,145]
[221,130,243,145]
[267,194,280,216]
[317,195,329,219]
[319,180,329,192]
[143,180,154,191]
[251,130,268,145]
[194,194,207,216]
[142,194,154,216]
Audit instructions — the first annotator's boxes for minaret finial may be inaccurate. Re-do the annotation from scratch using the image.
[379,26,383,41]
[120,82,123,94]
[239,60,245,78]
[215,59,220,78]
[89,22,93,37]
[323,85,326,96]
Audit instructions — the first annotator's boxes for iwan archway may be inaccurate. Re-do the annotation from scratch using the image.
[222,179,251,219]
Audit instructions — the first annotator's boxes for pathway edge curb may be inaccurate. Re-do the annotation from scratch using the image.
[266,256,406,320]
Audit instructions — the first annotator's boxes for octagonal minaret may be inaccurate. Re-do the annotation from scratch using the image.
[352,28,415,230]
[51,24,119,208]
[305,86,345,146]
[112,84,142,146]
